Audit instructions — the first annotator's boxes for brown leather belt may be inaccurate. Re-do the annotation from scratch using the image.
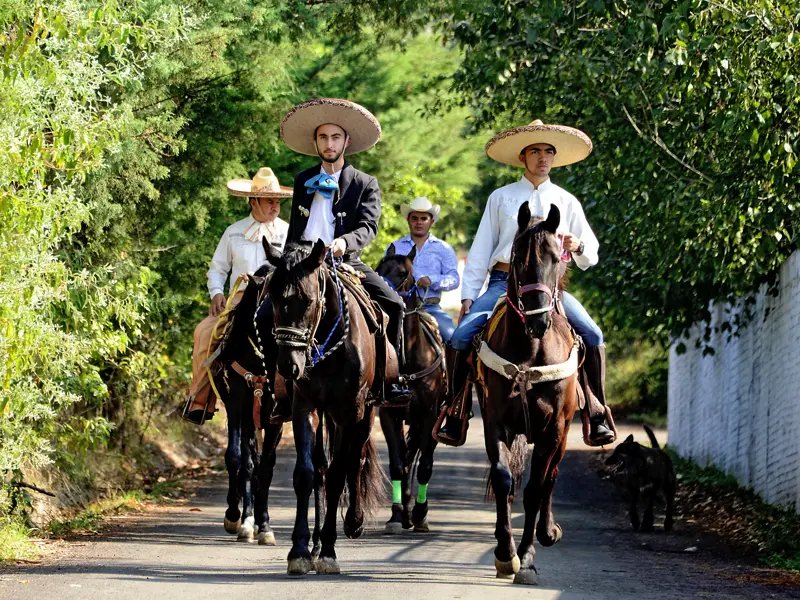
[493,262,511,273]
[423,297,440,304]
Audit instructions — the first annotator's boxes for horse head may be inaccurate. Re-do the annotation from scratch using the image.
[376,244,417,307]
[509,203,562,339]
[264,238,327,381]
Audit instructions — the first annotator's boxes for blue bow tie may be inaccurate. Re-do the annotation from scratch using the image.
[305,173,339,200]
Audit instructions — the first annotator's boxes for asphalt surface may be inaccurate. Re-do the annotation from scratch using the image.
[2,416,799,600]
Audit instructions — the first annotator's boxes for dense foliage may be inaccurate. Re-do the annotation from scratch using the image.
[438,0,799,344]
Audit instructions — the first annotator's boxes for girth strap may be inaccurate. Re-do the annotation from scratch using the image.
[230,361,271,429]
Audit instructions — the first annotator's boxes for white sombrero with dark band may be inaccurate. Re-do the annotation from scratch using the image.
[486,119,593,168]
[280,98,382,156]
[400,196,441,222]
[227,167,293,198]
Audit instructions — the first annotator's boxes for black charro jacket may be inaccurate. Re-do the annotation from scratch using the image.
[286,162,380,260]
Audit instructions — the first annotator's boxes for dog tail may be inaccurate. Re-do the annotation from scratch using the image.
[643,425,660,449]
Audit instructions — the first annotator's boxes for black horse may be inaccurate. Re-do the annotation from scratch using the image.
[375,249,445,533]
[264,240,385,575]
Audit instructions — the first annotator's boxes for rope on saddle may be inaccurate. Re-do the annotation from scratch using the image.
[230,361,271,430]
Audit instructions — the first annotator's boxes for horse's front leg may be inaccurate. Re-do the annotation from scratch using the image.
[287,409,316,575]
[223,401,242,535]
[379,406,408,534]
[254,422,282,546]
[236,409,257,542]
[484,419,518,578]
[316,425,347,574]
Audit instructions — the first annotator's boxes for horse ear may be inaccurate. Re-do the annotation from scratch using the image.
[262,235,282,267]
[517,202,532,233]
[407,245,417,262]
[305,239,326,268]
[544,204,561,234]
[623,434,634,444]
[386,244,396,257]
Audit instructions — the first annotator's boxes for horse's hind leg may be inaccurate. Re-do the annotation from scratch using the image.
[379,407,408,534]
[344,410,379,541]
[485,422,518,578]
[223,403,242,535]
[255,423,282,546]
[411,412,437,532]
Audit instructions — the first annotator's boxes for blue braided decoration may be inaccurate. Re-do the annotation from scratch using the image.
[310,252,345,366]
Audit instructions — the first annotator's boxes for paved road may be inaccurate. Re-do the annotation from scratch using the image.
[2,416,798,600]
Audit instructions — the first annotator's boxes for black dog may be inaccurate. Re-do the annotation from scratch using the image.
[605,426,675,532]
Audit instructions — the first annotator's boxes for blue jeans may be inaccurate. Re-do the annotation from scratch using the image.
[421,302,455,342]
[449,271,603,350]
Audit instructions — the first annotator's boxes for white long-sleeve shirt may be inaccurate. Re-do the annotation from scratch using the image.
[461,176,599,301]
[207,215,289,299]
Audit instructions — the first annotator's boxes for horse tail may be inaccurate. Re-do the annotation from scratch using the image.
[643,425,660,450]
[357,435,388,519]
[485,435,530,502]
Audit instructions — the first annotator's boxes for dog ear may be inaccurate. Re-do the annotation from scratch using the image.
[517,201,532,233]
[544,204,560,234]
[262,236,282,267]
[304,239,326,268]
[623,434,634,444]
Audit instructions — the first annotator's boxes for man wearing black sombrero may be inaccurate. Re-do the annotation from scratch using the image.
[434,119,617,448]
[279,98,411,410]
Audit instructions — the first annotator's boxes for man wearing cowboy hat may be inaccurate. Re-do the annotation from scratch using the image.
[385,196,460,341]
[182,167,290,425]
[280,98,411,406]
[434,119,616,448]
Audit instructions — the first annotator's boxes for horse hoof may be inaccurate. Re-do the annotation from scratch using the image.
[315,556,341,575]
[413,517,430,533]
[223,518,241,535]
[237,517,255,542]
[258,530,276,546]
[513,567,539,586]
[384,521,403,535]
[495,555,520,578]
[287,557,313,576]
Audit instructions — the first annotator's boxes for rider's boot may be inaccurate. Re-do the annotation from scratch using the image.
[374,331,412,407]
[434,345,472,446]
[580,343,617,447]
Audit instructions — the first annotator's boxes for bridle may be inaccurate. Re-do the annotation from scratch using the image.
[507,232,563,323]
[272,253,350,368]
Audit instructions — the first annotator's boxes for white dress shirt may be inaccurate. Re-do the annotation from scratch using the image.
[207,215,289,299]
[461,176,599,301]
[301,167,342,245]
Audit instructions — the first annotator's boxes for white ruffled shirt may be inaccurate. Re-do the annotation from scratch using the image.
[301,167,342,245]
[461,176,599,301]
[207,214,289,299]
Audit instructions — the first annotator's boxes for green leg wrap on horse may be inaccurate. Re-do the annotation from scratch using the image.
[417,483,428,504]
[392,480,402,504]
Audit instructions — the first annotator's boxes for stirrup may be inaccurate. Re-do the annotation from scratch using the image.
[432,406,468,447]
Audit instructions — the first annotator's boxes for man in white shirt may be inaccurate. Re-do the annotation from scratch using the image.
[182,168,290,425]
[435,120,615,447]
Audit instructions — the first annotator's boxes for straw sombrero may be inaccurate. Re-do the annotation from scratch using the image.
[485,119,593,168]
[226,167,293,198]
[280,98,382,156]
[400,196,441,222]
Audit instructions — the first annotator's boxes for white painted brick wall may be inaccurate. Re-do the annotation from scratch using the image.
[668,251,800,510]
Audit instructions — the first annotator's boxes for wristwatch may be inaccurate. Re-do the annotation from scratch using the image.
[576,240,585,256]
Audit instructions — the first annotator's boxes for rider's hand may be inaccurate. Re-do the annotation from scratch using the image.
[330,237,347,257]
[209,293,226,317]
[458,299,473,324]
[416,276,432,289]
[559,232,581,253]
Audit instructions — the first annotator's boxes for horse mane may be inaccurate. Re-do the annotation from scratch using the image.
[516,217,569,292]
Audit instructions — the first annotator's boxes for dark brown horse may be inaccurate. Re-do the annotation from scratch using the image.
[476,204,579,585]
[264,239,384,575]
[375,249,445,533]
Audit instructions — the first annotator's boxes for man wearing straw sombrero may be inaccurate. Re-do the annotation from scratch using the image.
[385,196,460,342]
[280,98,411,406]
[182,168,291,425]
[434,119,616,448]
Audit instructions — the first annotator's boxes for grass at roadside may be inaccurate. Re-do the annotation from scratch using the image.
[0,520,39,561]
[666,448,800,571]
